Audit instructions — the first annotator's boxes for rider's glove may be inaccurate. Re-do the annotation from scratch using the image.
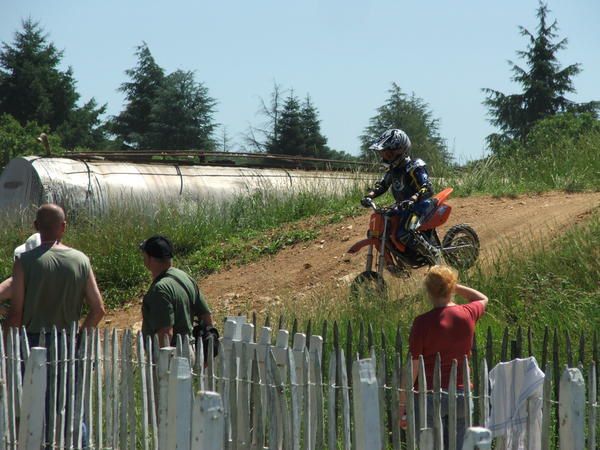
[360,197,373,208]
[399,199,415,211]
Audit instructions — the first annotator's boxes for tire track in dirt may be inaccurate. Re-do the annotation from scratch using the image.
[103,191,600,328]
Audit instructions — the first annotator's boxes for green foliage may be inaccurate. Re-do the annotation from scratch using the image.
[111,43,216,150]
[147,70,217,150]
[269,92,305,155]
[0,19,106,149]
[111,42,164,148]
[299,95,329,157]
[441,113,600,196]
[483,2,599,152]
[360,83,452,171]
[248,84,346,159]
[0,113,63,168]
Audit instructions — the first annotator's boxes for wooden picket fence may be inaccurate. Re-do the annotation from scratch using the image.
[0,318,597,449]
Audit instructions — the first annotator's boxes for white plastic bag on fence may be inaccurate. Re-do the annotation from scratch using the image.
[488,357,544,450]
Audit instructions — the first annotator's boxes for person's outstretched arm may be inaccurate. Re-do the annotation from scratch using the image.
[455,284,488,308]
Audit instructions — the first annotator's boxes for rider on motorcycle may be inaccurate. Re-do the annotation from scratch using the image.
[361,129,441,264]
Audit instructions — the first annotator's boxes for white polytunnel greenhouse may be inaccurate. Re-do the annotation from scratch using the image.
[0,155,374,216]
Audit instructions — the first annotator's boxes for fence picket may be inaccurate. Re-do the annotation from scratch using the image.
[417,355,433,450]
[191,392,225,450]
[432,354,443,450]
[0,327,6,450]
[46,327,58,449]
[376,345,386,450]
[66,326,77,449]
[309,337,324,450]
[250,350,264,450]
[479,358,489,428]
[229,342,238,450]
[327,350,336,450]
[463,356,473,430]
[587,362,596,450]
[288,347,300,450]
[352,358,381,450]
[145,336,158,450]
[166,357,193,450]
[559,366,585,450]
[137,332,151,450]
[404,355,416,450]
[238,342,251,450]
[540,363,552,450]
[74,329,89,448]
[18,347,47,450]
[339,349,351,450]
[157,346,176,450]
[390,352,402,450]
[448,360,458,450]
[485,326,493,369]
[500,327,508,362]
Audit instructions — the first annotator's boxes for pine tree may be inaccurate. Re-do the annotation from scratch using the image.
[111,43,165,148]
[269,92,306,155]
[0,19,106,148]
[300,95,328,157]
[483,2,598,152]
[147,70,217,150]
[245,82,284,152]
[360,83,450,169]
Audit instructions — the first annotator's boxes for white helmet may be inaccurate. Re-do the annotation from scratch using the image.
[369,129,412,162]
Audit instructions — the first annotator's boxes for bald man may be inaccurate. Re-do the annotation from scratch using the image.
[7,204,105,339]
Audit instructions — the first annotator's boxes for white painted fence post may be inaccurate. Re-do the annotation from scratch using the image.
[191,392,225,450]
[18,347,47,450]
[158,346,176,449]
[166,356,193,450]
[461,427,492,450]
[352,358,381,450]
[559,367,585,450]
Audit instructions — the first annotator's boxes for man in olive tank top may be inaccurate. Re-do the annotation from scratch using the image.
[7,204,105,335]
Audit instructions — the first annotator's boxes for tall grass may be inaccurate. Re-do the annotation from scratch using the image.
[0,177,369,308]
[436,131,600,197]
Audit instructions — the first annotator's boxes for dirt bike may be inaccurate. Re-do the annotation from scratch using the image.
[347,187,479,296]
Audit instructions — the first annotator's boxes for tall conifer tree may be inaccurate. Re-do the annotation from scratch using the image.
[483,2,598,152]
[112,43,165,148]
[361,83,450,169]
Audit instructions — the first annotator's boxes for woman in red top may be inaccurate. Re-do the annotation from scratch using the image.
[401,265,488,448]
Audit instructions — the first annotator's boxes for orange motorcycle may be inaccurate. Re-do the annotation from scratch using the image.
[347,188,479,295]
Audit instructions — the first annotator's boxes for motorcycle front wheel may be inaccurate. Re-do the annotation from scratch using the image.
[441,224,480,270]
[350,271,387,300]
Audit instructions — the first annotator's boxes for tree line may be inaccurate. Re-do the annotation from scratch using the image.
[1,2,597,170]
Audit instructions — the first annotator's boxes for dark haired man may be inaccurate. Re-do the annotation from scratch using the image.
[140,235,214,348]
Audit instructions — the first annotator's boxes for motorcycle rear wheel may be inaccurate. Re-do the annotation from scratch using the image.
[350,271,387,300]
[441,224,480,270]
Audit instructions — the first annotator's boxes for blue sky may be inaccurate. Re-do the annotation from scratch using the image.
[1,0,598,161]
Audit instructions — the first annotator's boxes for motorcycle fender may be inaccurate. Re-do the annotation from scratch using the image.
[347,238,381,254]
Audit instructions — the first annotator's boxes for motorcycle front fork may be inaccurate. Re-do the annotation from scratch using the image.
[364,215,388,291]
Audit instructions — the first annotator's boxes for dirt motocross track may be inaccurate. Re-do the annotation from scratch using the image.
[103,191,600,328]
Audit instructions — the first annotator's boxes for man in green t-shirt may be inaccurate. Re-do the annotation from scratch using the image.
[140,235,214,347]
[7,204,106,337]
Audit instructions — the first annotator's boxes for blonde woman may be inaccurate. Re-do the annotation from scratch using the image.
[401,265,488,448]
